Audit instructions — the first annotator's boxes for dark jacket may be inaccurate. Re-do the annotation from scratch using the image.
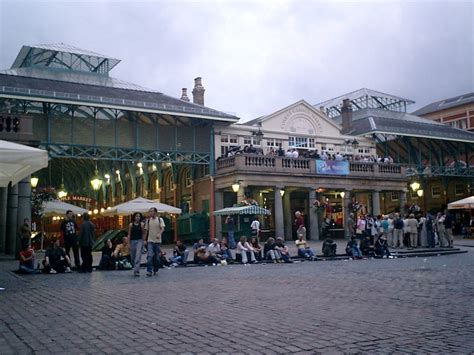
[79,220,95,247]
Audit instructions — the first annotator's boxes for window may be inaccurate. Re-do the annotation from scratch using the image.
[220,134,238,144]
[266,138,283,147]
[243,136,261,146]
[448,120,467,129]
[410,190,418,199]
[391,192,399,201]
[357,147,371,154]
[289,136,315,149]
[321,143,334,152]
[455,183,464,195]
[432,186,441,198]
[184,169,192,188]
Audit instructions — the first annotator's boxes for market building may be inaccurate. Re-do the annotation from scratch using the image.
[0,43,238,255]
[213,89,474,240]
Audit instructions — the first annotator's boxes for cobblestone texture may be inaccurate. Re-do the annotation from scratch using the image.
[0,243,473,354]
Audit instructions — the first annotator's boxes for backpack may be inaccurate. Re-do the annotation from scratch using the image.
[395,219,404,229]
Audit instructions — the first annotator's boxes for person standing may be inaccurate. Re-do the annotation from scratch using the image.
[78,213,95,272]
[406,214,418,248]
[225,215,236,249]
[128,212,146,277]
[144,207,165,277]
[436,212,447,247]
[393,214,404,248]
[250,216,260,238]
[444,211,454,248]
[294,211,306,240]
[60,210,80,270]
[346,213,355,239]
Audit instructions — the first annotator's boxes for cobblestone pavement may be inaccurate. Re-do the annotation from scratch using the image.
[1,245,473,354]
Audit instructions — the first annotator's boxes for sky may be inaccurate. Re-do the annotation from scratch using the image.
[0,0,472,122]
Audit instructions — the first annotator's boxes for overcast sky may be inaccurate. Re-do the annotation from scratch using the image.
[0,0,472,121]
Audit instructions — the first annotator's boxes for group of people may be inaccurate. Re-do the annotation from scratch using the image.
[346,210,456,252]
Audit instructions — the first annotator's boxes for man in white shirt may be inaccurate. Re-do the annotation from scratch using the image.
[145,207,165,276]
[250,217,260,238]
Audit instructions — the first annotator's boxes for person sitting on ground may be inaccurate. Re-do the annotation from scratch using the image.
[19,244,39,274]
[295,235,316,260]
[19,218,32,251]
[345,236,362,259]
[170,240,189,266]
[98,239,115,270]
[192,238,207,251]
[112,237,132,269]
[275,237,292,263]
[194,246,220,265]
[207,239,225,260]
[158,251,172,268]
[236,236,257,264]
[250,236,263,261]
[42,239,72,273]
[263,237,281,263]
[374,235,392,258]
[360,235,375,257]
[219,237,233,262]
[322,238,337,257]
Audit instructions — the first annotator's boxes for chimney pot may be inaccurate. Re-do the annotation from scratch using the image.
[180,88,190,102]
[192,77,205,105]
[341,99,353,134]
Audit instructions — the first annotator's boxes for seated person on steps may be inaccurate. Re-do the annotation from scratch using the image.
[295,235,316,260]
[42,238,72,273]
[19,244,39,274]
[275,237,292,263]
[263,237,281,263]
[170,240,189,265]
[194,246,220,265]
[345,236,362,259]
[98,239,115,270]
[374,235,392,258]
[236,236,257,264]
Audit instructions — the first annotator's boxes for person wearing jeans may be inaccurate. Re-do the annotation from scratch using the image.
[145,207,165,276]
[128,212,145,277]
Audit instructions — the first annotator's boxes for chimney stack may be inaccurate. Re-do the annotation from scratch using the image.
[192,77,205,106]
[180,88,190,102]
[341,99,353,134]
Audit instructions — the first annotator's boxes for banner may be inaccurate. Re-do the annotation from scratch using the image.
[316,160,349,175]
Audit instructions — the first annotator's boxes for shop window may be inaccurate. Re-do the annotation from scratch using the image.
[432,186,441,198]
[454,183,464,195]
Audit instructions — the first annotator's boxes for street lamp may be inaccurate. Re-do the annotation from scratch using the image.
[57,184,68,199]
[340,191,345,198]
[417,189,424,197]
[30,176,39,189]
[90,161,103,191]
[280,189,285,197]
[232,181,240,193]
[410,181,420,192]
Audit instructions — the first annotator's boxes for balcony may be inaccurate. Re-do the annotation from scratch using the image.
[216,155,406,180]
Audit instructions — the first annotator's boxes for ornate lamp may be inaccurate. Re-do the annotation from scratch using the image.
[30,176,39,189]
[417,189,424,197]
[232,181,240,193]
[410,181,420,192]
[90,161,103,191]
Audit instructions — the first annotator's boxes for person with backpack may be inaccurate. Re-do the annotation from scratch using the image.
[144,207,165,277]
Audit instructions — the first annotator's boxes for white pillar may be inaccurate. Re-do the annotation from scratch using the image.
[6,183,18,255]
[309,189,319,240]
[215,190,224,239]
[274,187,284,239]
[343,190,351,239]
[372,190,381,216]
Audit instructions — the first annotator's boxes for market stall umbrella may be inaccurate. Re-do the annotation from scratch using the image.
[102,197,182,216]
[42,200,88,217]
[0,140,48,187]
[447,196,474,210]
[213,205,271,216]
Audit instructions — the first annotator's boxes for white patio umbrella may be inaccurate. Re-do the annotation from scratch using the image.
[40,200,88,250]
[0,140,48,187]
[42,200,88,217]
[447,196,474,210]
[102,197,182,216]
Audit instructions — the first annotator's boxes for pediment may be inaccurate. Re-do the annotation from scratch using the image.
[259,100,342,137]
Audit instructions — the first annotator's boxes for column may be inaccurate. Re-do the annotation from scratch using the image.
[237,182,246,203]
[283,191,292,240]
[372,190,381,216]
[274,187,284,239]
[343,190,351,239]
[17,177,32,256]
[308,189,319,241]
[399,189,407,214]
[0,187,7,253]
[6,183,19,255]
[215,190,224,240]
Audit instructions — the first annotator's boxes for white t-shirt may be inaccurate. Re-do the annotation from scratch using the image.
[250,220,260,232]
[146,217,165,243]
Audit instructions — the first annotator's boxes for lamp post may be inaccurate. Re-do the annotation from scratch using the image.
[232,181,240,193]
[30,176,39,189]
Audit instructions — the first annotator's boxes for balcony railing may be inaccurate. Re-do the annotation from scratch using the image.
[216,155,406,179]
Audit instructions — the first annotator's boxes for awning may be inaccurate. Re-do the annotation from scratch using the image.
[447,196,474,209]
[0,139,48,187]
[213,205,271,216]
[42,200,88,217]
[102,197,181,216]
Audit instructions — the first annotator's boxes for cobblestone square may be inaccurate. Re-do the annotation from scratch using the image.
[1,244,473,354]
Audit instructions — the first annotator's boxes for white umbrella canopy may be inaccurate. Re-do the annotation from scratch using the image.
[447,196,474,210]
[42,200,88,217]
[0,140,48,187]
[102,197,182,216]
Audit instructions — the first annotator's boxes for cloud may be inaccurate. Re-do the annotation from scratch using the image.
[0,0,472,121]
